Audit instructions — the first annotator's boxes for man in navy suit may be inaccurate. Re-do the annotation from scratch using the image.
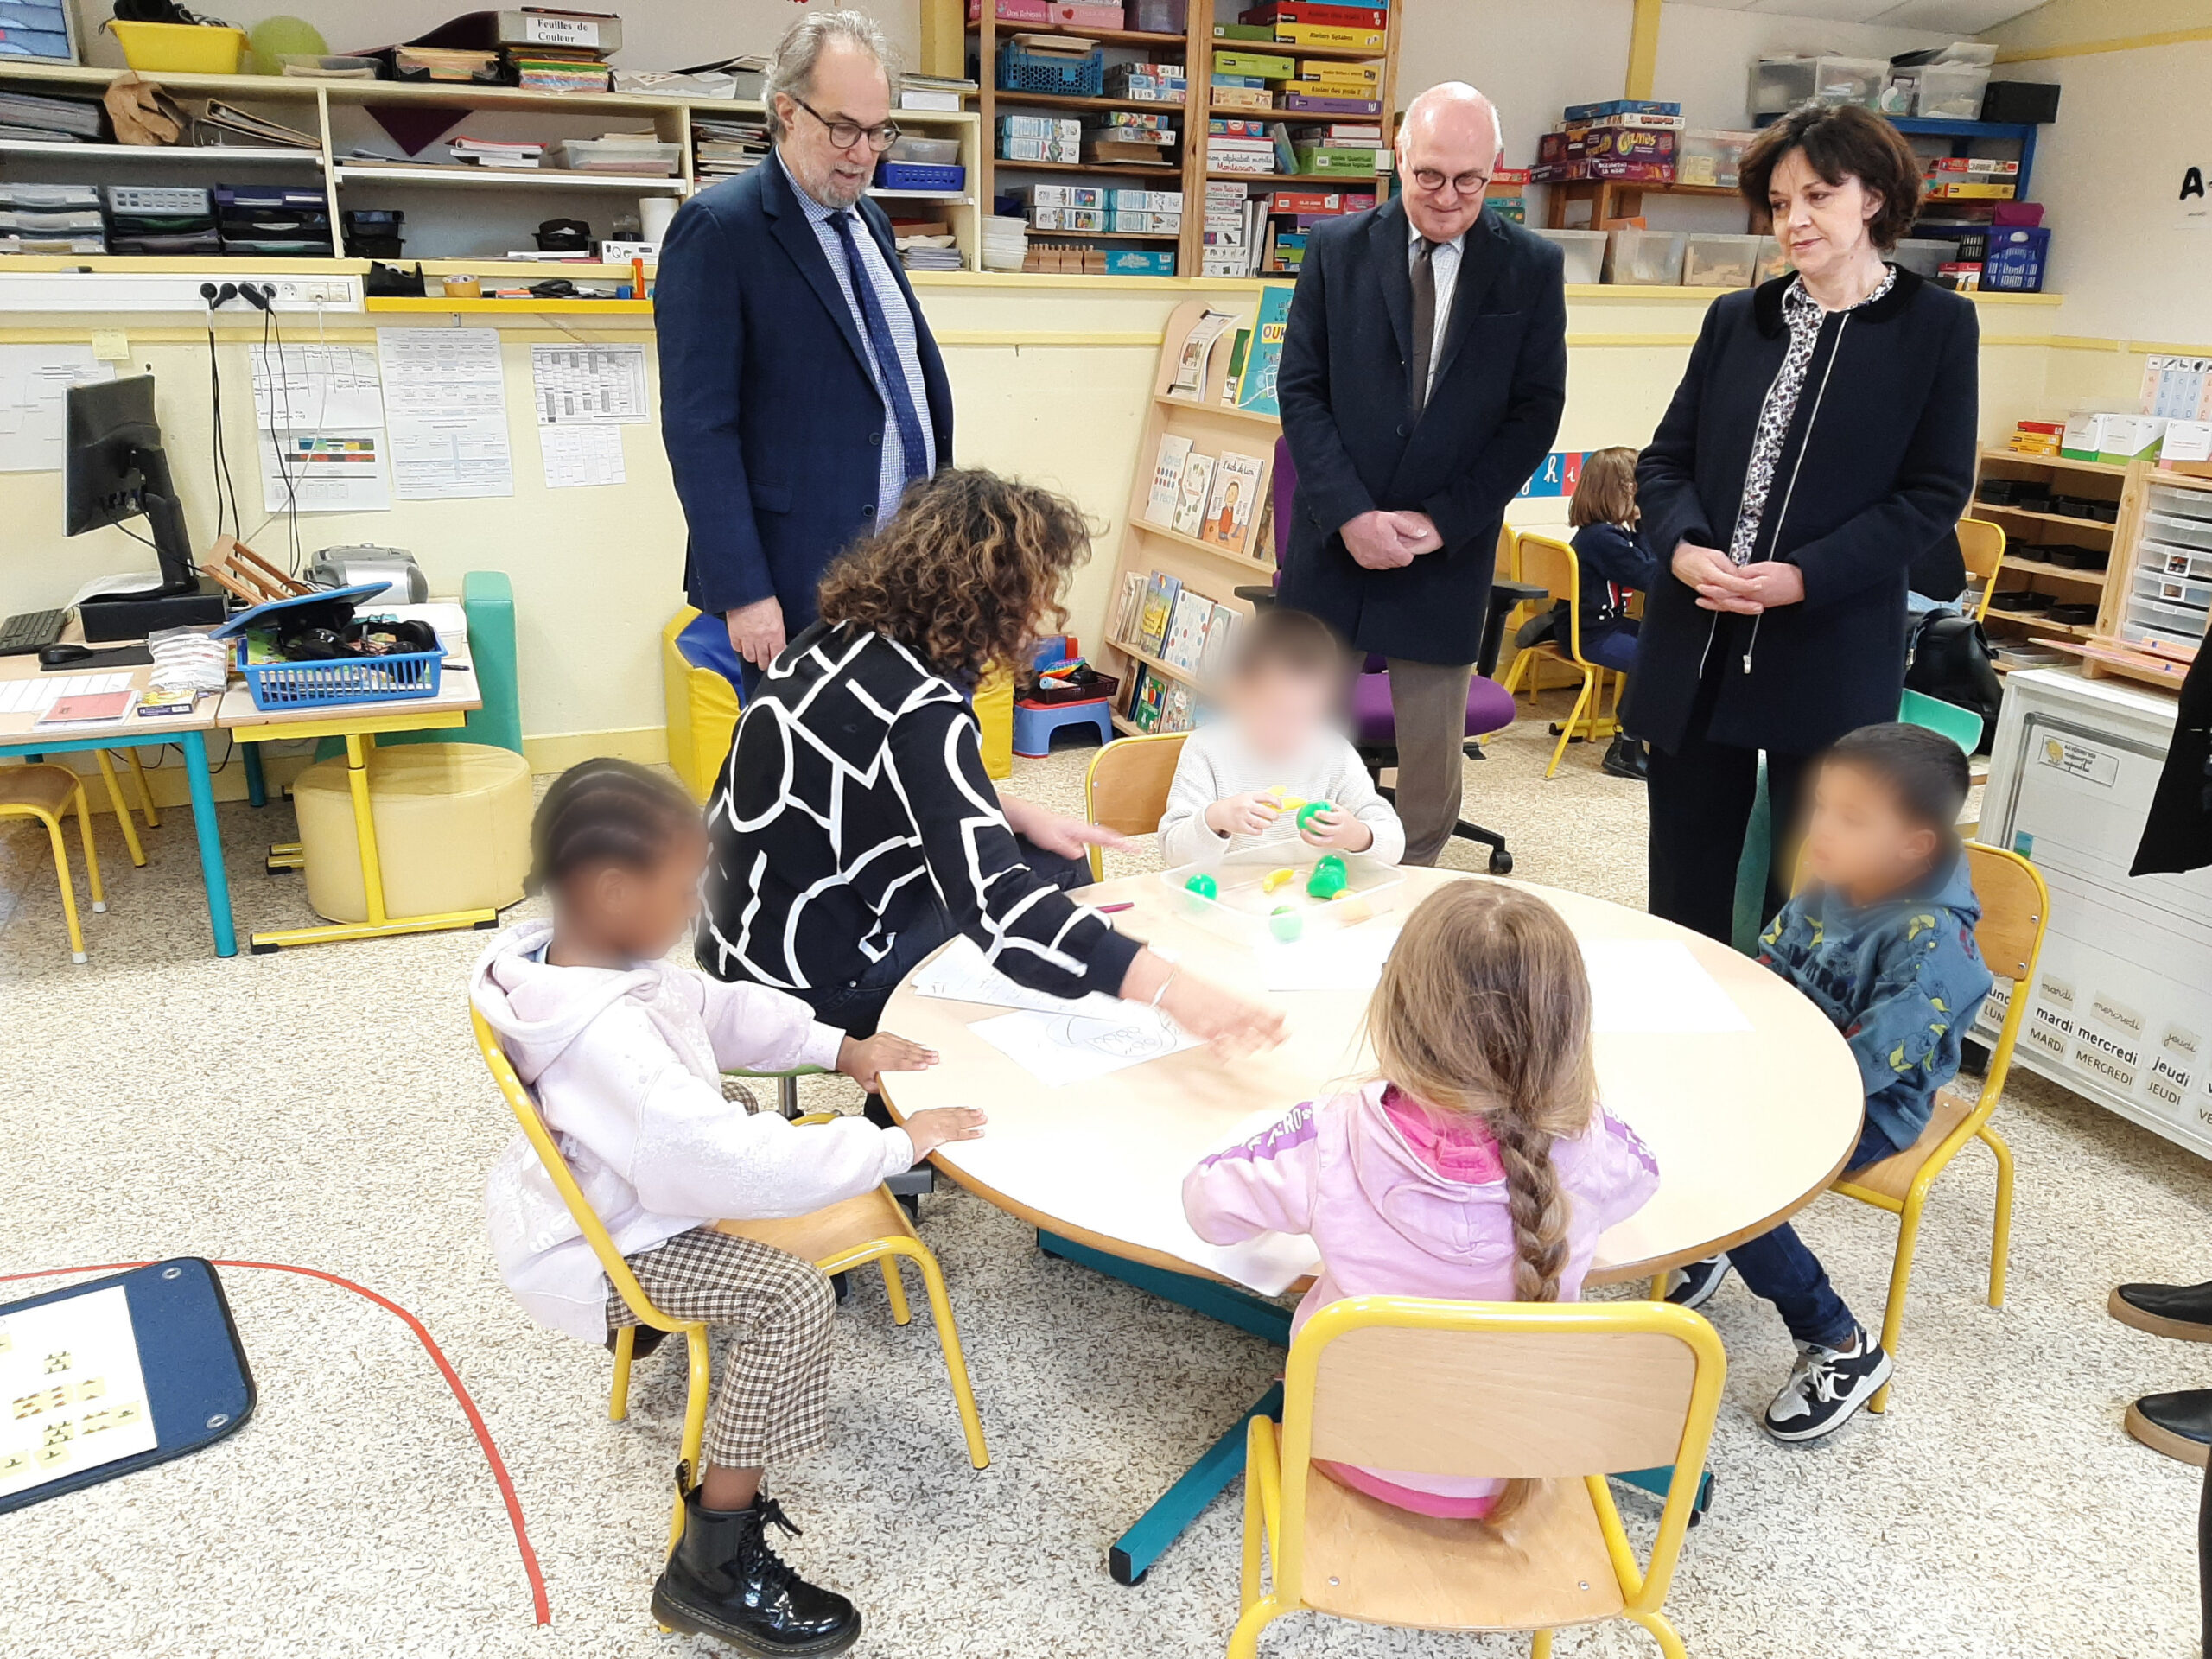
[1277,83,1567,864]
[656,10,953,693]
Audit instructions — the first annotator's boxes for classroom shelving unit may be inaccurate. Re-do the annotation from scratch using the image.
[0,60,982,269]
[1972,448,2139,666]
[965,0,1402,278]
[2096,468,2212,673]
[1098,295,1279,732]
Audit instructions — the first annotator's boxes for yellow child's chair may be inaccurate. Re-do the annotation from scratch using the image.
[0,762,107,963]
[1829,841,2049,1414]
[468,1006,988,1560]
[1234,1297,1726,1659]
[1500,532,1621,779]
[1082,730,1189,880]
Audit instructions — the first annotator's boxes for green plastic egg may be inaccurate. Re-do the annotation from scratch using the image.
[1296,799,1336,833]
[1268,906,1303,943]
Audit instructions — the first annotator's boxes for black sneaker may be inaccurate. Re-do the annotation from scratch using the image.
[652,1467,862,1656]
[1666,1255,1732,1312]
[1762,1328,1893,1443]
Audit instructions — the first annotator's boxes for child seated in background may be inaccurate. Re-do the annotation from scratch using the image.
[1156,607,1405,868]
[1183,881,1659,1522]
[1669,723,1993,1444]
[472,759,983,1656]
[1567,445,1658,780]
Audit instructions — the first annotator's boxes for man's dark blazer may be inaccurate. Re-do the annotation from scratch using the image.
[1275,197,1567,665]
[655,155,954,630]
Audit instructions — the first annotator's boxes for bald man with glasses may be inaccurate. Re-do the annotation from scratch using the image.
[1275,82,1567,864]
[657,10,953,696]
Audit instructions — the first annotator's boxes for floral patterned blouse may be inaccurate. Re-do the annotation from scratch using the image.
[1727,265,1898,567]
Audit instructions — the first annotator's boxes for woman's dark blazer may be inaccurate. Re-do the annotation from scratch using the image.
[1624,266,1979,757]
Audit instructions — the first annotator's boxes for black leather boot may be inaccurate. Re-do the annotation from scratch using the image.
[2126,1389,2212,1468]
[652,1468,861,1656]
[2110,1279,2212,1341]
[1601,734,1649,780]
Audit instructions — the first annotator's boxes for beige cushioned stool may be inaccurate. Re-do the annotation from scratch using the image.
[293,742,531,925]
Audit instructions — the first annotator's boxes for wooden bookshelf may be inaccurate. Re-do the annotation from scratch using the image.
[1971,448,2145,660]
[966,1,1402,279]
[1100,296,1284,734]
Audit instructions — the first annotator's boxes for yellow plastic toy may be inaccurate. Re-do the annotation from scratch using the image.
[1261,867,1296,893]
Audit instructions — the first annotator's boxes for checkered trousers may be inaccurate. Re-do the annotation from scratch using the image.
[610,1227,836,1470]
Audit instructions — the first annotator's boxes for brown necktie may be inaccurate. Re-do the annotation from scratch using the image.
[1408,238,1436,423]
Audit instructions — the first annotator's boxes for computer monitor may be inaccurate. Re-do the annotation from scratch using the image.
[64,373,199,597]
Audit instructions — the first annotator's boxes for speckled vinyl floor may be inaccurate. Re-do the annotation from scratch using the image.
[1,698,2204,1659]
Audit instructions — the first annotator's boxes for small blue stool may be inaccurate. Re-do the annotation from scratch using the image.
[1013,696,1113,758]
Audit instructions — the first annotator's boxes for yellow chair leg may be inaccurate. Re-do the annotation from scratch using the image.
[1499,647,1530,699]
[124,747,160,827]
[92,750,147,867]
[1629,1608,1688,1659]
[1532,1630,1554,1659]
[1241,1465,1263,1612]
[1868,1191,1927,1416]
[609,1323,636,1422]
[73,784,104,914]
[42,812,86,963]
[1981,1124,2014,1309]
[880,1254,913,1328]
[1649,1273,1669,1302]
[671,1325,713,1554]
[1227,1597,1282,1659]
[907,1243,989,1469]
[1547,674,1592,779]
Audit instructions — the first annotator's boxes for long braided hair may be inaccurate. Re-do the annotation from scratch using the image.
[525,758,700,896]
[1366,881,1599,1523]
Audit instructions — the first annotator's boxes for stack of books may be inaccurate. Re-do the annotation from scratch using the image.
[1208,118,1277,175]
[1236,0,1389,52]
[448,136,545,170]
[997,113,1081,164]
[2008,419,2063,459]
[391,46,502,84]
[1201,181,1253,277]
[1531,99,1683,184]
[1086,109,1176,166]
[1104,61,1186,102]
[693,114,771,180]
[105,186,219,257]
[0,87,103,143]
[0,183,103,255]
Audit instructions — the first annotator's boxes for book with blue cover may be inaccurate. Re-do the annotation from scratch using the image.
[1236,284,1294,417]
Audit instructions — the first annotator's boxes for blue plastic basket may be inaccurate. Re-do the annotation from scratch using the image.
[875,161,967,192]
[997,40,1103,97]
[235,639,445,712]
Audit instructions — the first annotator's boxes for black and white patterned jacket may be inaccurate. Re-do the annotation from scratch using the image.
[699,620,1140,1000]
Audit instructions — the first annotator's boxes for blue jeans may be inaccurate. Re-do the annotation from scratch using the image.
[1728,1120,1899,1349]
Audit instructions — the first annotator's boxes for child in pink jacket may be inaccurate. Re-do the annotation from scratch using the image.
[1183,881,1660,1522]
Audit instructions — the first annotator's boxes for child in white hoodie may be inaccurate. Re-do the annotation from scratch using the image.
[473,759,982,1657]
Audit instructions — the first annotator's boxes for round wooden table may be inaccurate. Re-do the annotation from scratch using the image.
[880,867,1865,1291]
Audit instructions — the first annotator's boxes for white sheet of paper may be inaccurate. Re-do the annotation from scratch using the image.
[0,346,112,472]
[1255,919,1402,993]
[377,328,514,499]
[0,1285,159,1501]
[540,423,626,488]
[907,936,1122,1017]
[260,429,390,513]
[969,1005,1204,1088]
[250,343,384,431]
[531,342,650,424]
[0,671,132,715]
[1581,938,1752,1033]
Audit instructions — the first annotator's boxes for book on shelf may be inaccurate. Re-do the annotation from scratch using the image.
[1172,452,1216,539]
[1164,588,1212,671]
[1110,570,1147,645]
[1144,434,1193,526]
[1136,570,1181,657]
[1163,683,1195,732]
[1168,307,1242,401]
[1236,286,1294,417]
[1199,603,1241,677]
[1219,328,1251,407]
[194,102,321,150]
[1204,450,1266,553]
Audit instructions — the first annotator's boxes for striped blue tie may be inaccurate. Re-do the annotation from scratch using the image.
[829,209,928,486]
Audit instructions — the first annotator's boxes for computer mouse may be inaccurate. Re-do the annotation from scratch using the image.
[38,643,94,667]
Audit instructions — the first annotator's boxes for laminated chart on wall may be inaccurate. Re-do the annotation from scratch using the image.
[530,343,649,424]
[251,341,390,512]
[540,423,625,489]
[376,327,515,500]
[0,346,114,473]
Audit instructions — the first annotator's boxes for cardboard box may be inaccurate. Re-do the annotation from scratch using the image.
[2162,420,2212,466]
[1047,3,1127,25]
[968,0,1052,20]
[1240,1,1386,24]
[1104,248,1177,276]
[1023,183,1103,207]
[1269,188,1375,213]
[2063,412,2166,462]
[1109,188,1183,211]
[1927,181,2016,199]
[1214,50,1297,77]
[1292,145,1378,177]
[1926,156,2018,175]
[1274,22,1386,48]
[1027,206,1106,231]
[1105,209,1181,232]
[1000,137,1081,162]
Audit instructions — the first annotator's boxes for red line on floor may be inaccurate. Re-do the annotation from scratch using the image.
[0,1258,551,1627]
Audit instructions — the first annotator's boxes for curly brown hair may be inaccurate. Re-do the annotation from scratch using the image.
[1738,103,1924,252]
[815,468,1090,680]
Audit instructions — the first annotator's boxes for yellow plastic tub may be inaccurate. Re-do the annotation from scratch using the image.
[109,20,249,73]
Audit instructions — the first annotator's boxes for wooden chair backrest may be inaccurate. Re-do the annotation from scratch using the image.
[1961,841,2046,984]
[1086,730,1188,828]
[1306,1319,1700,1478]
[468,1002,679,1331]
[1955,518,2005,621]
[1513,532,1587,666]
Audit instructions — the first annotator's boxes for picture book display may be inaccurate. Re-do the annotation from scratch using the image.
[1143,434,1193,526]
[1204,450,1267,553]
[1172,451,1216,538]
[1236,285,1294,417]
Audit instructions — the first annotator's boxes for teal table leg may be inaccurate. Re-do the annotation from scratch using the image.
[181,729,238,957]
[1612,1462,1714,1522]
[1111,1382,1282,1586]
[241,744,267,810]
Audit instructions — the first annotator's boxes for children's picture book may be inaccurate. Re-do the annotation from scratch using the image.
[1172,451,1216,538]
[1136,569,1181,656]
[1199,602,1240,677]
[1220,327,1251,406]
[1165,589,1212,671]
[1236,284,1294,417]
[1204,450,1266,552]
[1110,570,1147,644]
[1143,434,1193,525]
[1168,307,1240,400]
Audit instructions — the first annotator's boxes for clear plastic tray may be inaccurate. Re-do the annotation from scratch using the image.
[2148,512,2212,550]
[1532,226,1605,285]
[1157,842,1407,949]
[2148,486,2212,527]
[1682,232,1759,289]
[888,135,961,164]
[1605,227,1686,285]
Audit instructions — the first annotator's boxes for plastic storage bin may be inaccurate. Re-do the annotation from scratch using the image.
[280,53,378,77]
[549,139,681,175]
[1914,64,1991,118]
[1753,236,1791,283]
[888,136,961,165]
[998,39,1105,97]
[1605,227,1686,285]
[1751,57,1817,114]
[2148,512,2212,551]
[1159,843,1407,950]
[1891,238,1958,279]
[1675,130,1756,189]
[1812,55,1887,106]
[1128,0,1188,28]
[2149,486,2212,526]
[1532,227,1605,285]
[110,19,247,73]
[876,162,966,192]
[1682,232,1760,289]
[235,640,444,711]
[1982,226,2049,293]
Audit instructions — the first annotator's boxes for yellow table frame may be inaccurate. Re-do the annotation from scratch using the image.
[232,707,498,952]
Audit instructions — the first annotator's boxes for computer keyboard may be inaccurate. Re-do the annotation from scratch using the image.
[0,609,66,657]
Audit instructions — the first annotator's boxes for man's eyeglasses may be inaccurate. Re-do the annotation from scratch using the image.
[791,95,901,153]
[1410,168,1493,197]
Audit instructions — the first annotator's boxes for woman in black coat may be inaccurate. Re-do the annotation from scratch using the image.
[1628,105,1979,942]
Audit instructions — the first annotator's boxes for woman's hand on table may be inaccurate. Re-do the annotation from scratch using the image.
[836,1031,938,1093]
[1001,793,1136,861]
[1160,971,1289,1062]
[903,1107,987,1159]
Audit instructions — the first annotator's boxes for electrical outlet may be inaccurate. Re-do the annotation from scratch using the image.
[263,278,360,309]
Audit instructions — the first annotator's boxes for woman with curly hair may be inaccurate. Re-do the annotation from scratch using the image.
[700,468,1286,1122]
